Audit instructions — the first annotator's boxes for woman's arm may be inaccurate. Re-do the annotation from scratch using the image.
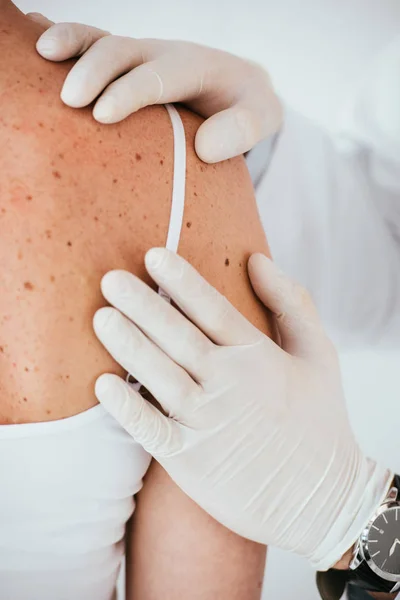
[125,109,272,599]
[127,464,266,599]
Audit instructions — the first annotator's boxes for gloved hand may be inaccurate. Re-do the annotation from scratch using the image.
[92,248,391,571]
[28,14,282,162]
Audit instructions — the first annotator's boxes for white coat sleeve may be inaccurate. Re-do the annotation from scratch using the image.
[251,39,400,350]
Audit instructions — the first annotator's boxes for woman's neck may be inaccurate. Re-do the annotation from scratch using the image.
[0,2,45,51]
[1,1,27,26]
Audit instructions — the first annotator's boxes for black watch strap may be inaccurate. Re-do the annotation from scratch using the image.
[317,475,400,599]
[316,569,349,600]
[347,559,397,594]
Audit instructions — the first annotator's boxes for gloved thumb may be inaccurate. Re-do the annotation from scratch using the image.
[248,253,330,359]
[195,105,265,163]
[35,22,108,62]
[95,373,179,456]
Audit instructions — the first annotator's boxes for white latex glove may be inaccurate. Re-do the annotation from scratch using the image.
[28,14,282,162]
[92,248,391,570]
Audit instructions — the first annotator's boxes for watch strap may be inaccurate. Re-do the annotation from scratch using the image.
[347,560,397,594]
[316,569,349,599]
[316,475,400,599]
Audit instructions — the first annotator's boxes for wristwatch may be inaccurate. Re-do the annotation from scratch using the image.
[317,475,400,599]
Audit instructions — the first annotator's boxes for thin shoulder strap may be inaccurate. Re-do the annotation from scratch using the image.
[157,104,186,301]
[163,104,186,254]
[127,104,187,388]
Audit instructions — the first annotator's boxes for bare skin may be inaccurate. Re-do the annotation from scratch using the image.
[0,3,271,598]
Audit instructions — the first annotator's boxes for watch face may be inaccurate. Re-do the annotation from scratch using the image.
[367,507,400,575]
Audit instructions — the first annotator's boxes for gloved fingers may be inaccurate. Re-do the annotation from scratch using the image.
[95,373,181,456]
[100,270,215,382]
[26,12,54,28]
[58,35,145,108]
[92,55,205,124]
[145,248,267,346]
[93,307,201,418]
[248,254,331,359]
[195,98,282,163]
[93,60,166,123]
[36,22,109,63]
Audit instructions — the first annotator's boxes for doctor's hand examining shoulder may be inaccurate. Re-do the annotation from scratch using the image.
[92,249,391,573]
[28,14,282,163]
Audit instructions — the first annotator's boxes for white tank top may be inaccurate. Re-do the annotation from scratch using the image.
[0,105,186,600]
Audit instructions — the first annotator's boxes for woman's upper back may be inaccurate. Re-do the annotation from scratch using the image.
[0,10,184,424]
[0,9,270,426]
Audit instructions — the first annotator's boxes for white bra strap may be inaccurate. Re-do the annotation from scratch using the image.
[157,104,186,302]
[164,104,186,254]
[127,104,187,387]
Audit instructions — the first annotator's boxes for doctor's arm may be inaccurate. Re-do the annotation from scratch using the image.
[253,102,400,350]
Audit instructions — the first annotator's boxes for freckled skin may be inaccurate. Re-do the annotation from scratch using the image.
[0,11,271,599]
[0,16,271,426]
[0,18,174,424]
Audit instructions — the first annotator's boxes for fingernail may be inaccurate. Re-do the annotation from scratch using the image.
[60,68,88,106]
[94,97,117,123]
[101,270,132,301]
[95,374,130,423]
[95,374,122,414]
[196,113,248,163]
[145,248,165,270]
[95,373,112,401]
[93,306,116,335]
[36,36,58,57]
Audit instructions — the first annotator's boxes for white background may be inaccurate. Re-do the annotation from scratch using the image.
[15,1,400,598]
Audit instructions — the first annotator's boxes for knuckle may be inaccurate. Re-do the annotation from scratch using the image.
[133,65,163,104]
[91,35,132,61]
[175,380,201,408]
[193,340,216,377]
[123,322,143,355]
[149,418,182,458]
[204,293,232,337]
[170,384,202,422]
[198,339,216,368]
[176,323,211,363]
[92,34,121,50]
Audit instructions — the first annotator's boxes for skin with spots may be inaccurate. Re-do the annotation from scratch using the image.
[0,5,272,599]
[0,19,272,424]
